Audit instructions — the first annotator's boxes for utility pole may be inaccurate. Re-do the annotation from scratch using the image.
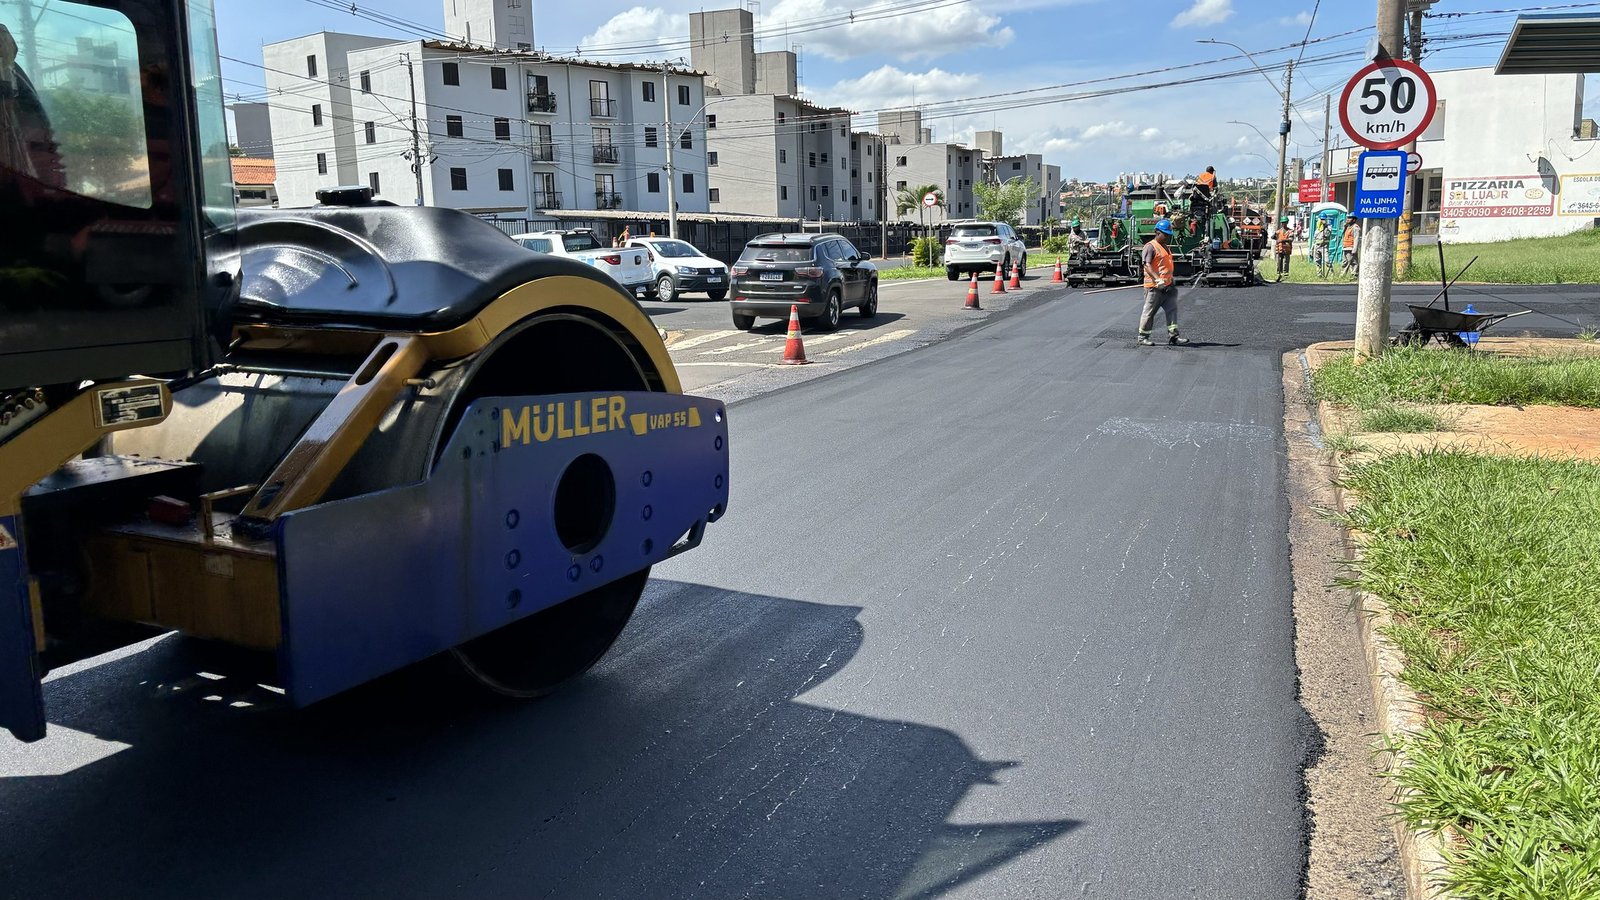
[662,63,678,239]
[1273,60,1295,224]
[1355,0,1408,359]
[1395,5,1425,277]
[404,54,425,206]
[1321,94,1331,210]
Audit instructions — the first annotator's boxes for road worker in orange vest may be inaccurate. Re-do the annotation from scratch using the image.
[1195,166,1218,212]
[1138,219,1189,346]
[1273,217,1295,279]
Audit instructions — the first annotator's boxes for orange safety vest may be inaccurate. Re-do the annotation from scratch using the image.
[1198,171,1216,188]
[1143,239,1174,289]
[1275,229,1294,254]
[1343,227,1357,250]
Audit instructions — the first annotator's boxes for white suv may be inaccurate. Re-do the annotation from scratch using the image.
[943,221,1027,281]
[627,237,730,301]
[511,229,653,297]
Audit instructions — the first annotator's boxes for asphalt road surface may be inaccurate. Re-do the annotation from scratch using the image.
[2,278,1593,898]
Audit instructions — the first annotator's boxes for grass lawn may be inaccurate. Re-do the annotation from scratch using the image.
[1280,228,1600,285]
[1314,347,1600,408]
[1340,452,1600,899]
[879,265,947,281]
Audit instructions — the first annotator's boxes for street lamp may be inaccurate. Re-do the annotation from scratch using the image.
[1198,38,1294,224]
[1227,120,1279,156]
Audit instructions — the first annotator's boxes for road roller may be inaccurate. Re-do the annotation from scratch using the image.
[0,0,728,742]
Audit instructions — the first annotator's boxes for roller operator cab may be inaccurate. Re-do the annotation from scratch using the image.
[0,0,728,743]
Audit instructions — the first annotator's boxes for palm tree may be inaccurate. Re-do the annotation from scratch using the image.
[895,183,944,262]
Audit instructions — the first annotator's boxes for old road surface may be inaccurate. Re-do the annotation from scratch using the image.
[2,279,1592,898]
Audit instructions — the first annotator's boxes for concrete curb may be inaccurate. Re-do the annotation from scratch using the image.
[1302,353,1457,900]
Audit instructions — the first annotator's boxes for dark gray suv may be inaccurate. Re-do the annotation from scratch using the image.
[729,233,879,331]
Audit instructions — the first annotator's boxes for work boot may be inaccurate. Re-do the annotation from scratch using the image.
[1168,333,1190,345]
[1137,335,1156,346]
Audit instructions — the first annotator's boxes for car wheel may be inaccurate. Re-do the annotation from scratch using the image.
[819,291,842,331]
[655,274,676,302]
[732,312,756,331]
[707,289,727,301]
[1001,253,1011,275]
[946,267,959,281]
[1019,253,1028,276]
[858,281,878,318]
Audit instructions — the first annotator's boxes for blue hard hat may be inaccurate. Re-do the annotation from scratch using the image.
[1154,219,1174,235]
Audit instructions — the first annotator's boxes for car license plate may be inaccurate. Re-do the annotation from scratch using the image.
[707,276,723,283]
[760,272,782,282]
[963,242,981,249]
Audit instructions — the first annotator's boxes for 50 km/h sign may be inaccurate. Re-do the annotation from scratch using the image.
[1339,59,1437,151]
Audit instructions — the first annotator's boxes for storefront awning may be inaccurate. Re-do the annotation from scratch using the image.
[1495,14,1600,75]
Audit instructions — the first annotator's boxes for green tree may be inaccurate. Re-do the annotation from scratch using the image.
[895,183,944,258]
[42,88,147,204]
[973,176,1041,228]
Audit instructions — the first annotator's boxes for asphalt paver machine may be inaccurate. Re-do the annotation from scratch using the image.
[1067,182,1260,287]
[0,0,728,742]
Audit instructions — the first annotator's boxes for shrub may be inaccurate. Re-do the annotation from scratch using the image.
[911,236,943,266]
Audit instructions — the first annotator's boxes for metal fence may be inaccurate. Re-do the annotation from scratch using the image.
[477,214,964,264]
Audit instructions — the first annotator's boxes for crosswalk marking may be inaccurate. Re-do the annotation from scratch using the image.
[798,329,859,347]
[669,329,740,351]
[673,361,787,369]
[697,337,781,356]
[818,329,917,356]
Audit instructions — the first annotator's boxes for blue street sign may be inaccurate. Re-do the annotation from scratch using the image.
[1354,149,1407,219]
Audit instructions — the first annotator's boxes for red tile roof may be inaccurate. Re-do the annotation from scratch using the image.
[231,158,276,186]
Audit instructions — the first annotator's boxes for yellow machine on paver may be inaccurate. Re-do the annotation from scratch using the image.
[0,0,728,742]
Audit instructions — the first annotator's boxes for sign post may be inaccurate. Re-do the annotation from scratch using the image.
[1340,54,1437,358]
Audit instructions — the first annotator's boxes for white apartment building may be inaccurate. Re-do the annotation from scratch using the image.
[885,138,981,223]
[261,2,710,218]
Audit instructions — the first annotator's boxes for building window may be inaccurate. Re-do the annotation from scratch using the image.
[364,121,376,144]
[498,168,514,191]
[808,152,816,168]
[450,168,467,190]
[643,81,655,102]
[841,158,846,170]
[709,188,720,202]
[359,70,371,93]
[311,104,322,126]
[368,171,379,194]
[867,172,872,182]
[809,186,817,201]
[682,173,694,193]
[677,84,690,105]
[1012,161,1021,171]
[776,112,786,124]
[820,152,828,164]
[316,153,327,175]
[896,180,906,190]
[851,138,857,150]
[446,115,463,138]
[306,54,317,77]
[707,151,718,166]
[707,114,716,129]
[780,185,788,200]
[839,125,846,137]
[443,62,459,86]
[778,149,786,164]
[490,67,506,90]
[896,156,907,166]
[646,172,660,193]
[644,127,657,148]
[679,131,691,150]
[821,185,829,197]
[494,117,510,140]
[589,80,613,117]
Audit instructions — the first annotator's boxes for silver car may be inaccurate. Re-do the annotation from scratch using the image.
[943,221,1027,281]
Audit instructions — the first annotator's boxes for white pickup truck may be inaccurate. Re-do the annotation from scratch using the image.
[511,229,653,297]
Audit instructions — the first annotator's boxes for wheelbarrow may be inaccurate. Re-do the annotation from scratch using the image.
[1393,305,1532,348]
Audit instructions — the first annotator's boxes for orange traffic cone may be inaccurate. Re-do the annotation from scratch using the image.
[991,263,1006,294]
[964,271,982,310]
[1008,262,1023,290]
[780,304,808,365]
[1052,257,1064,283]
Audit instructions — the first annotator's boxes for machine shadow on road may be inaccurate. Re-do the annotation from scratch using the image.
[1,581,1079,899]
[748,311,911,335]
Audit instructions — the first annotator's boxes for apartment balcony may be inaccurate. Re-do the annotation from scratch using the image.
[530,142,556,162]
[590,97,616,118]
[594,191,623,210]
[533,191,563,210]
[527,91,557,114]
[592,144,619,165]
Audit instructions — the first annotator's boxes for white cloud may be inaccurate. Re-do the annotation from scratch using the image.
[1080,120,1134,140]
[578,6,689,60]
[1170,0,1235,29]
[817,65,986,114]
[763,0,1013,62]
[1277,11,1313,27]
[1140,127,1161,140]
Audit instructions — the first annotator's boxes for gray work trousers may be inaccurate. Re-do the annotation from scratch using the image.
[1138,286,1179,334]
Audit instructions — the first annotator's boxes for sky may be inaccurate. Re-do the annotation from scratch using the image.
[214,0,1570,182]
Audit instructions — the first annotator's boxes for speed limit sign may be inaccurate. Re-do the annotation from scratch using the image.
[1339,59,1437,151]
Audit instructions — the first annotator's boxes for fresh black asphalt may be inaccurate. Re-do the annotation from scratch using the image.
[1,281,1592,898]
